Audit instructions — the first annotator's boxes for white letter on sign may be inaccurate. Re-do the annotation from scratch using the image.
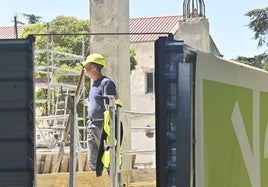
[231,102,260,187]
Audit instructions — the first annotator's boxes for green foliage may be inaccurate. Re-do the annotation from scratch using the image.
[20,22,48,66]
[53,64,81,82]
[20,16,90,59]
[22,13,42,24]
[259,54,268,70]
[20,16,90,117]
[235,56,263,69]
[130,45,137,72]
[235,53,268,70]
[48,16,90,56]
[235,7,268,70]
[245,7,268,47]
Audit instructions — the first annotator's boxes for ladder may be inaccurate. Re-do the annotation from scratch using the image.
[49,87,70,149]
[54,87,70,127]
[52,69,85,175]
[55,87,69,116]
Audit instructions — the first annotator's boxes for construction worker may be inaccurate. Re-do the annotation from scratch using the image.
[82,53,118,176]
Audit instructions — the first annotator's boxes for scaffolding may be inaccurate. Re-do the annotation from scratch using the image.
[35,35,87,151]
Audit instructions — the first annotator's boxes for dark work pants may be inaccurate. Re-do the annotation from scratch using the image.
[87,124,102,171]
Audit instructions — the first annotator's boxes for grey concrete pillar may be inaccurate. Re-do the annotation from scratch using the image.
[89,0,131,169]
[175,17,210,53]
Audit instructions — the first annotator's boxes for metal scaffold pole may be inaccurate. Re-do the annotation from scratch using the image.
[69,95,77,187]
[115,103,122,186]
[108,96,116,187]
[69,69,86,186]
[105,96,121,187]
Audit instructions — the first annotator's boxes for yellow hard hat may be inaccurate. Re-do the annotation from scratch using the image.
[82,53,106,68]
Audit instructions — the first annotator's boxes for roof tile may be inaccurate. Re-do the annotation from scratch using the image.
[0,25,24,39]
[129,15,183,42]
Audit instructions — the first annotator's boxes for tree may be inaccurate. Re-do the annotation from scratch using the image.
[235,55,267,69]
[130,45,137,72]
[20,16,91,116]
[245,7,268,48]
[22,13,42,24]
[20,16,90,66]
[234,7,268,69]
[261,56,268,70]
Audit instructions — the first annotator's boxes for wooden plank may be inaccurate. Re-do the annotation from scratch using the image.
[127,180,156,187]
[51,115,71,173]
[59,154,70,172]
[39,155,47,174]
[81,153,89,171]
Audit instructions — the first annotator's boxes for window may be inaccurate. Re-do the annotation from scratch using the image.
[146,72,155,93]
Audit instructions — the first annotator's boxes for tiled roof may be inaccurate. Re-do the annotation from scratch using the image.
[129,15,183,42]
[0,25,24,39]
[0,15,183,41]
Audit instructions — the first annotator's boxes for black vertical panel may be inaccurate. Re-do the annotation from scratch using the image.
[0,37,35,187]
[155,36,169,187]
[155,36,195,187]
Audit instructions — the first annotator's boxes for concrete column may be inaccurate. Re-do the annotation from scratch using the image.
[175,17,210,53]
[89,0,131,169]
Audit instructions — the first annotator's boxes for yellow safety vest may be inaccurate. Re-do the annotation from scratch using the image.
[101,109,122,168]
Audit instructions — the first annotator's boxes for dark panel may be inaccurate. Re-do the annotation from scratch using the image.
[155,36,196,187]
[0,172,34,186]
[0,37,35,187]
[0,110,34,134]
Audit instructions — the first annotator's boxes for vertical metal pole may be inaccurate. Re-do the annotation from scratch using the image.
[116,104,121,186]
[108,96,117,187]
[76,114,82,172]
[45,23,51,115]
[14,16,18,39]
[69,95,76,187]
[104,95,121,187]
[82,38,87,149]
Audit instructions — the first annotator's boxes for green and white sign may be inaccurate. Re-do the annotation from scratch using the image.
[195,52,268,187]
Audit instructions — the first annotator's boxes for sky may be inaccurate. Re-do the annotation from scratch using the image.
[0,0,267,59]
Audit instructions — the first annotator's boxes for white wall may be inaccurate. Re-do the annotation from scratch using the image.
[130,41,156,167]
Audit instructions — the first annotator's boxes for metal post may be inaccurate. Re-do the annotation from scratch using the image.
[104,95,121,187]
[109,96,117,187]
[69,95,76,187]
[116,104,122,185]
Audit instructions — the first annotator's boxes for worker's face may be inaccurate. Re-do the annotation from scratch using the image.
[84,63,95,78]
